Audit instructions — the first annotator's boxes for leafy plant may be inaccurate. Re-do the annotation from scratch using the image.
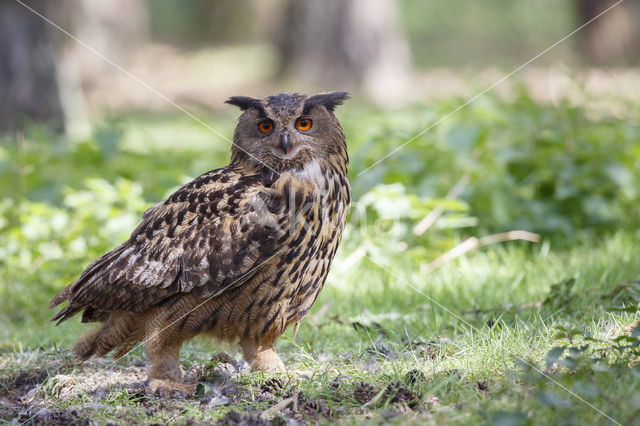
[348,91,640,237]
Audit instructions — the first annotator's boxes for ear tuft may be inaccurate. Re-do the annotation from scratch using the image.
[225,96,263,111]
[304,92,350,114]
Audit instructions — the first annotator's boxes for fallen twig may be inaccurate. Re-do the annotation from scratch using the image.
[261,396,294,420]
[337,245,367,273]
[260,388,299,420]
[425,230,540,272]
[413,173,470,236]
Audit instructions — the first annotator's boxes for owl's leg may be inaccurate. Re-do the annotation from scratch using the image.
[145,338,196,395]
[240,340,286,373]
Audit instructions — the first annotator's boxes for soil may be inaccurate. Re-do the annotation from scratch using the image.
[1,351,438,424]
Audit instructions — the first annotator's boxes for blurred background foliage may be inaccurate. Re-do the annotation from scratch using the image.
[0,0,639,346]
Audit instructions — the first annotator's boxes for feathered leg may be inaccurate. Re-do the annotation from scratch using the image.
[145,329,196,395]
[73,312,141,360]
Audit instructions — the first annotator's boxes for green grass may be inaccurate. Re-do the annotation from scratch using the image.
[2,233,639,424]
[1,90,640,423]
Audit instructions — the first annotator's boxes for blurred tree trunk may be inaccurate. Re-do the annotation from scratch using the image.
[577,0,640,65]
[64,0,149,91]
[276,0,410,104]
[58,0,149,137]
[0,0,63,133]
[0,0,149,136]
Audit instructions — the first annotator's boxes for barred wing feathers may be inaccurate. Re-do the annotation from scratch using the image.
[50,167,286,324]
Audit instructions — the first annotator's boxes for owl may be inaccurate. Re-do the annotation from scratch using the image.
[50,92,351,393]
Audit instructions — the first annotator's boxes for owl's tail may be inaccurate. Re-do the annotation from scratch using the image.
[73,312,143,360]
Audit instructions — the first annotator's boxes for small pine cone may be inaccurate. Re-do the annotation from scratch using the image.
[330,375,346,390]
[254,391,275,402]
[385,382,422,407]
[405,369,426,385]
[354,382,377,404]
[475,380,489,392]
[260,377,286,394]
[301,399,332,419]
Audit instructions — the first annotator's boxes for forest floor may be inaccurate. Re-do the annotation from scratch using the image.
[3,232,640,425]
[2,77,639,424]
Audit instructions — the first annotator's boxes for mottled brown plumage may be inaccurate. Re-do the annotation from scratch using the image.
[50,92,350,393]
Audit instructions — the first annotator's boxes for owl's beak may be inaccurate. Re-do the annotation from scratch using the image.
[280,131,290,154]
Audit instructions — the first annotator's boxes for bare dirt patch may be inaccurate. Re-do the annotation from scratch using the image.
[1,349,443,424]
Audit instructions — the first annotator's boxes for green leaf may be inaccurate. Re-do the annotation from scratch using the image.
[545,346,566,369]
[490,411,528,426]
[608,305,639,313]
[195,383,205,399]
[538,392,573,409]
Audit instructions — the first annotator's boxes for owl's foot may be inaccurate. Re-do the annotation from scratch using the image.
[145,340,195,396]
[240,341,286,373]
[149,378,197,397]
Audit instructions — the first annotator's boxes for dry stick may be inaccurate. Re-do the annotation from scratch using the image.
[261,389,299,420]
[261,397,294,420]
[425,230,540,272]
[342,163,473,270]
[413,172,470,236]
[414,149,479,236]
[336,245,367,273]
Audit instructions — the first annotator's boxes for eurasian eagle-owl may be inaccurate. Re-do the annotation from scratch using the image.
[50,92,351,392]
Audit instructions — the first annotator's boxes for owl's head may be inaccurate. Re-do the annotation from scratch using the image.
[226,92,349,172]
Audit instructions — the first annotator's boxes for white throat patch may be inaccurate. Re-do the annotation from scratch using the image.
[294,161,325,187]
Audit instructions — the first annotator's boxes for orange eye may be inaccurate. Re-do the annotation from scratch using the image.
[295,117,312,131]
[258,120,273,134]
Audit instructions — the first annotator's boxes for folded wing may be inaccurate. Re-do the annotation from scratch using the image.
[50,169,287,324]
